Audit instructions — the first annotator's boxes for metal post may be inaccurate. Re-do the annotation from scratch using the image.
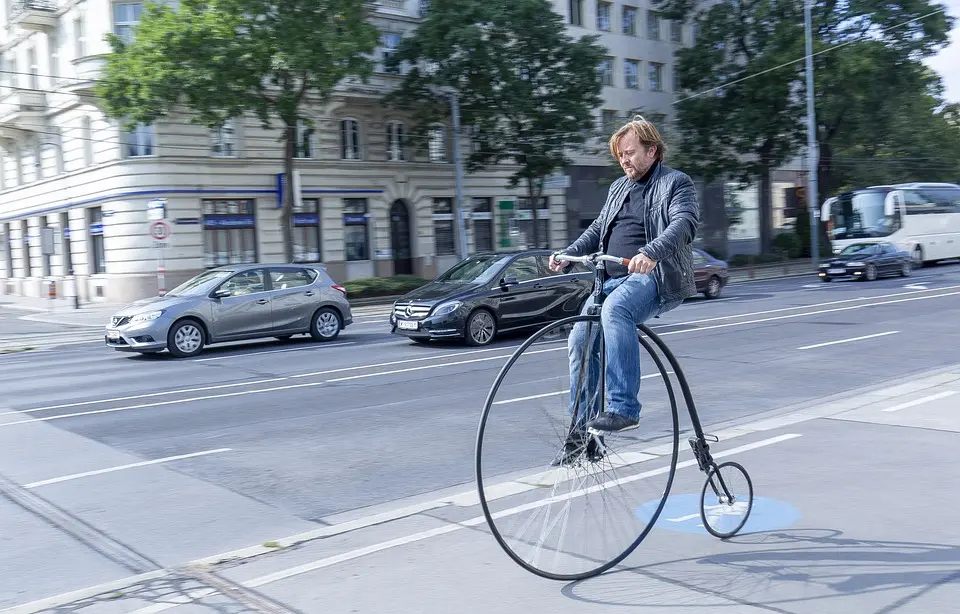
[804,0,820,267]
[449,91,469,261]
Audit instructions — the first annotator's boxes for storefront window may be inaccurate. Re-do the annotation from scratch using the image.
[433,197,456,255]
[471,197,493,252]
[343,198,369,261]
[87,208,105,274]
[202,198,258,267]
[293,198,321,263]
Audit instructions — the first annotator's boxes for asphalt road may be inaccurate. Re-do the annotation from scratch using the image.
[1,263,960,612]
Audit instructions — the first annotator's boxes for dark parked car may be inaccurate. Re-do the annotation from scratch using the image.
[818,241,912,282]
[390,250,594,346]
[692,248,729,299]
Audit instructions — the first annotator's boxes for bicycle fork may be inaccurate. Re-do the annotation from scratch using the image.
[689,435,737,504]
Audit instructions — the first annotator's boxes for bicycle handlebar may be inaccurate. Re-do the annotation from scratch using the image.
[552,252,630,267]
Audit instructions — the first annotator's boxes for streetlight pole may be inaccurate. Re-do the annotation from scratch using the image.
[448,90,469,261]
[804,0,820,267]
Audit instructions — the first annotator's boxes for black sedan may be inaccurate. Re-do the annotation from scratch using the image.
[390,250,594,346]
[818,241,913,282]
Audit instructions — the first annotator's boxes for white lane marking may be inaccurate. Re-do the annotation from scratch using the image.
[655,284,960,329]
[242,433,801,588]
[9,343,543,416]
[905,283,928,290]
[881,390,958,413]
[22,448,231,489]
[492,371,672,405]
[797,331,900,350]
[192,341,355,362]
[668,512,700,523]
[657,291,960,337]
[7,290,957,426]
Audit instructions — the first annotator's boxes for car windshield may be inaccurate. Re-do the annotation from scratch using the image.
[839,243,878,255]
[435,255,513,284]
[166,270,234,296]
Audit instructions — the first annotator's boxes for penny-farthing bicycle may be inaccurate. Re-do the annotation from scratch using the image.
[474,251,754,581]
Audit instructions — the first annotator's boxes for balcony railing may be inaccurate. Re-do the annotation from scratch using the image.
[11,0,58,15]
[9,0,59,30]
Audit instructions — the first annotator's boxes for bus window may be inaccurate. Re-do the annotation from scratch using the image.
[828,190,901,240]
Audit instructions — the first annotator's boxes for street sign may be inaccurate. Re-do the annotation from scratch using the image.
[147,198,167,221]
[149,220,171,242]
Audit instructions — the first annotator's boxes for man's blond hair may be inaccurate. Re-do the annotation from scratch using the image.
[609,114,666,163]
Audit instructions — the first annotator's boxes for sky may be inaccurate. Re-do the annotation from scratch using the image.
[925,0,960,102]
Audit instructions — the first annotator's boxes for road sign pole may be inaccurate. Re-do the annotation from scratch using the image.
[148,220,172,296]
[157,248,166,296]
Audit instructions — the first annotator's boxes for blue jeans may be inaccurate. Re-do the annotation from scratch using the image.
[567,273,679,430]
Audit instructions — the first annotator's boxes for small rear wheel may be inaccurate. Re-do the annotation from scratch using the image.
[700,461,753,538]
[465,309,496,346]
[704,275,723,299]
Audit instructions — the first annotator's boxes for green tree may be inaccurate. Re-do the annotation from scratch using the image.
[382,0,606,247]
[96,0,380,262]
[657,0,954,253]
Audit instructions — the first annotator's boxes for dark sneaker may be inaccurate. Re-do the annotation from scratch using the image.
[586,412,640,434]
[550,434,605,467]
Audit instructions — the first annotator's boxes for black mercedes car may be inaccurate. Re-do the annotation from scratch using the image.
[818,241,913,282]
[390,250,594,346]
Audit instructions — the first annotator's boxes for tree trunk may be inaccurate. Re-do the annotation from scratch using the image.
[527,178,541,248]
[282,123,295,263]
[758,165,773,254]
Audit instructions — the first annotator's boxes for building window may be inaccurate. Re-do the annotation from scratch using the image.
[82,116,93,165]
[341,119,361,160]
[381,33,401,74]
[670,20,683,43]
[124,123,154,157]
[428,125,446,162]
[569,0,583,26]
[295,119,314,159]
[74,16,85,58]
[386,121,405,161]
[201,199,257,267]
[622,6,637,35]
[21,220,31,277]
[598,57,614,86]
[517,197,550,249]
[597,1,611,31]
[1,223,11,278]
[647,10,660,40]
[649,62,664,91]
[343,198,369,261]
[471,197,493,252]
[624,59,639,89]
[113,3,143,44]
[293,198,321,263]
[432,198,456,256]
[601,109,618,133]
[27,46,39,89]
[40,216,51,277]
[211,120,235,157]
[59,212,73,274]
[87,208,105,274]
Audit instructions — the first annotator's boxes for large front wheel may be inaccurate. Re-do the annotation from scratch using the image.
[475,314,681,581]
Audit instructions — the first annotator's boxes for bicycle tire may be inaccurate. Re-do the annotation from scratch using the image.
[475,314,681,581]
[700,461,754,539]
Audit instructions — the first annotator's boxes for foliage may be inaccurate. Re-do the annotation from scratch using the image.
[656,0,955,252]
[343,275,431,298]
[96,0,380,261]
[382,0,607,246]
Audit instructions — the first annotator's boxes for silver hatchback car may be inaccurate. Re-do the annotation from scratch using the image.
[105,263,353,357]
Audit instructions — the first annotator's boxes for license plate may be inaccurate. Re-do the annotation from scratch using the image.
[396,320,419,330]
[827,268,844,274]
[107,330,120,340]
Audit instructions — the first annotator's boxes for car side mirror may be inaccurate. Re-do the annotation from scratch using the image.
[501,274,519,288]
[212,289,231,299]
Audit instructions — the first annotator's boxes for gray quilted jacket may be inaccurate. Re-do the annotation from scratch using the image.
[563,162,701,304]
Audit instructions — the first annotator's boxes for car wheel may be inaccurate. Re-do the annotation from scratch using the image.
[310,307,342,342]
[465,309,496,346]
[900,260,912,277]
[704,275,722,299]
[167,319,205,358]
[864,264,878,281]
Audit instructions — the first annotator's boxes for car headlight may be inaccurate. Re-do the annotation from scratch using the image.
[432,301,462,317]
[131,310,164,323]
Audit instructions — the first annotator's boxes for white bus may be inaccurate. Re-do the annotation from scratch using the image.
[821,182,960,266]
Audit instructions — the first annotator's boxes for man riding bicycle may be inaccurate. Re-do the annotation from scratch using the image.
[548,115,700,462]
